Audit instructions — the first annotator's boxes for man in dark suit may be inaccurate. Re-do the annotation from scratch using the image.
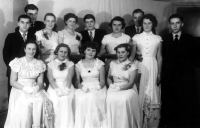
[161,14,199,127]
[3,14,36,99]
[125,9,144,38]
[24,4,44,35]
[80,14,107,50]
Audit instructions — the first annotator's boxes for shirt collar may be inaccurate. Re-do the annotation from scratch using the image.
[172,31,182,40]
[142,31,153,36]
[19,30,28,37]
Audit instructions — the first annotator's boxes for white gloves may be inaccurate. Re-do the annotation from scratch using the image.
[23,86,40,94]
[23,86,34,94]
[108,84,121,92]
[55,87,70,97]
[33,86,39,94]
[82,86,89,93]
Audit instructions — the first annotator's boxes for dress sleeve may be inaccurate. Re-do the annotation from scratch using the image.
[158,36,163,43]
[37,60,46,73]
[128,64,138,72]
[68,61,74,69]
[35,31,42,43]
[101,35,107,45]
[97,59,105,70]
[58,30,64,38]
[75,61,81,72]
[47,61,54,69]
[9,58,21,72]
[132,35,138,45]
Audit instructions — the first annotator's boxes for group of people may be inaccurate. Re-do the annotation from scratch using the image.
[2,3,199,128]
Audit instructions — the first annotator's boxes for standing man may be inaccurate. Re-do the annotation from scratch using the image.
[161,14,199,127]
[80,14,107,51]
[125,9,144,38]
[24,4,44,35]
[3,14,36,99]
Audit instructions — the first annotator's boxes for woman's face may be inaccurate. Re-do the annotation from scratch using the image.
[57,47,68,61]
[143,19,153,33]
[24,43,37,58]
[84,47,96,59]
[112,20,122,33]
[66,18,76,30]
[44,15,56,30]
[116,47,129,62]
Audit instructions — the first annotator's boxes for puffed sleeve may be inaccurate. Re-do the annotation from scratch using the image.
[97,59,105,70]
[128,63,138,72]
[37,60,46,73]
[58,30,64,38]
[132,34,138,45]
[101,35,107,45]
[68,61,74,69]
[35,31,42,43]
[75,61,81,72]
[47,61,54,69]
[157,35,163,43]
[9,58,21,73]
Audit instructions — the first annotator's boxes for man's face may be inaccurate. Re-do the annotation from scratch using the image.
[26,9,38,23]
[18,18,30,33]
[169,18,183,34]
[132,12,143,27]
[85,18,95,31]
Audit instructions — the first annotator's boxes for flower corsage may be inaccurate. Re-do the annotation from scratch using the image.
[123,63,132,71]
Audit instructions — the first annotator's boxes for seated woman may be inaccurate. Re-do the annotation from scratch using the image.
[106,43,140,128]
[58,13,82,63]
[35,13,59,64]
[98,16,131,71]
[47,43,75,128]
[4,40,53,128]
[75,42,107,128]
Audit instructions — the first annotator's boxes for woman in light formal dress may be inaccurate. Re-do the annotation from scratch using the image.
[35,13,59,64]
[74,42,107,128]
[132,14,162,128]
[98,16,131,72]
[58,13,82,63]
[106,43,140,128]
[47,43,75,128]
[4,40,53,128]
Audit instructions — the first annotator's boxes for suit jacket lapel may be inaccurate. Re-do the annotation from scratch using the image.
[16,30,24,44]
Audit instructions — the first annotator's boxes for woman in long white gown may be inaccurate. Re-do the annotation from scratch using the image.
[35,13,59,64]
[132,14,162,128]
[106,43,140,128]
[74,42,107,128]
[4,40,53,128]
[58,13,82,63]
[47,43,75,128]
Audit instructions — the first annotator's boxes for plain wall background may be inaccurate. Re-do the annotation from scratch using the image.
[0,0,196,112]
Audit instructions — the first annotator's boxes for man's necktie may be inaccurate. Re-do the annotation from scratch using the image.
[90,31,93,41]
[23,33,27,42]
[136,27,139,34]
[174,35,179,42]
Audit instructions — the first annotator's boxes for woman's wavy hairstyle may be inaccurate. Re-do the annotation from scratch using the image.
[54,43,71,60]
[64,13,78,25]
[80,41,100,59]
[114,43,132,57]
[141,14,158,34]
[20,39,40,58]
[109,16,126,29]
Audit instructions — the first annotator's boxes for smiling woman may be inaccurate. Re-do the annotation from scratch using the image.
[4,40,54,128]
[35,13,59,64]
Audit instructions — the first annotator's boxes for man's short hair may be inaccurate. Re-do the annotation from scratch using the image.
[24,4,38,13]
[83,14,95,22]
[132,9,144,15]
[168,14,184,23]
[18,14,31,22]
